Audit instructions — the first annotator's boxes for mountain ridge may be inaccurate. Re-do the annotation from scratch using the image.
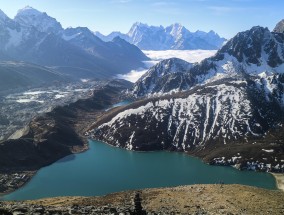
[132,26,284,97]
[0,6,149,81]
[95,22,226,50]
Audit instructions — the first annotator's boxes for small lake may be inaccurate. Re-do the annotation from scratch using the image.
[3,140,276,200]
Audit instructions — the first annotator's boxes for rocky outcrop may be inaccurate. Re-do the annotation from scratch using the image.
[274,19,284,33]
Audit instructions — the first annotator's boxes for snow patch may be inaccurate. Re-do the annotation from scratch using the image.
[262,149,274,153]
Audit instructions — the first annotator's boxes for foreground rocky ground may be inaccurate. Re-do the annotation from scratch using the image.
[0,184,284,214]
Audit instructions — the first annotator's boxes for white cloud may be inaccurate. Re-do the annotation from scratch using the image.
[116,60,157,82]
[117,50,217,83]
[117,69,148,82]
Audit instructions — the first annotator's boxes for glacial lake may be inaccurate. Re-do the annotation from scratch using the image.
[3,140,276,200]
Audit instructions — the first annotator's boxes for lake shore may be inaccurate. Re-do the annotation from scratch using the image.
[272,173,284,192]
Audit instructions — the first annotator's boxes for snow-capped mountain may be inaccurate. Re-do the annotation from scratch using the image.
[132,58,193,97]
[0,7,149,79]
[89,25,284,172]
[14,6,63,34]
[62,27,148,71]
[0,9,9,22]
[133,26,284,97]
[95,22,226,50]
[93,74,284,171]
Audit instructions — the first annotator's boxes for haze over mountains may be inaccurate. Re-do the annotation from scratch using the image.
[0,6,149,91]
[95,22,226,50]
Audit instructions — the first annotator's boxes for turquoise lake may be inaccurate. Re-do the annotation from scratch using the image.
[3,140,276,200]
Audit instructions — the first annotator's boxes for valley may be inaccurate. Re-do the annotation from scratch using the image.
[0,2,284,214]
[0,79,132,195]
[0,80,105,141]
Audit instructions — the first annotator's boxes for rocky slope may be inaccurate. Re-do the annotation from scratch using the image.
[14,6,63,35]
[274,19,284,33]
[133,26,284,97]
[0,7,149,80]
[0,79,132,194]
[132,58,193,97]
[96,22,226,50]
[1,185,284,214]
[89,26,284,172]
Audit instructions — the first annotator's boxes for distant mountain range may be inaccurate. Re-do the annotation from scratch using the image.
[95,22,226,50]
[92,23,284,172]
[0,6,149,88]
[133,26,284,97]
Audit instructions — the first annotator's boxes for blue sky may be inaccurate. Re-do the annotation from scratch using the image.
[0,0,283,39]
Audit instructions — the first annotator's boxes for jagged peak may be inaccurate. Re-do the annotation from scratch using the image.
[249,25,269,34]
[170,23,183,29]
[0,9,9,20]
[208,30,217,35]
[15,6,63,34]
[143,57,192,77]
[273,19,284,33]
[132,22,149,28]
[157,57,190,65]
[16,6,42,17]
[128,22,150,37]
[224,26,270,46]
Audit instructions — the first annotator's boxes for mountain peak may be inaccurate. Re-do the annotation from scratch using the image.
[273,19,284,33]
[15,6,63,34]
[167,23,188,38]
[0,9,9,21]
[169,23,185,31]
[128,22,150,38]
[132,22,149,28]
[208,30,217,35]
[16,6,42,17]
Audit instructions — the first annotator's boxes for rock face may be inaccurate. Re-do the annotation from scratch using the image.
[14,6,63,34]
[96,22,226,50]
[274,19,284,33]
[91,26,284,172]
[0,7,149,80]
[132,58,193,97]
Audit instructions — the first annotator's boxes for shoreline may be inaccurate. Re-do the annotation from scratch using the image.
[1,140,282,199]
[272,173,284,192]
